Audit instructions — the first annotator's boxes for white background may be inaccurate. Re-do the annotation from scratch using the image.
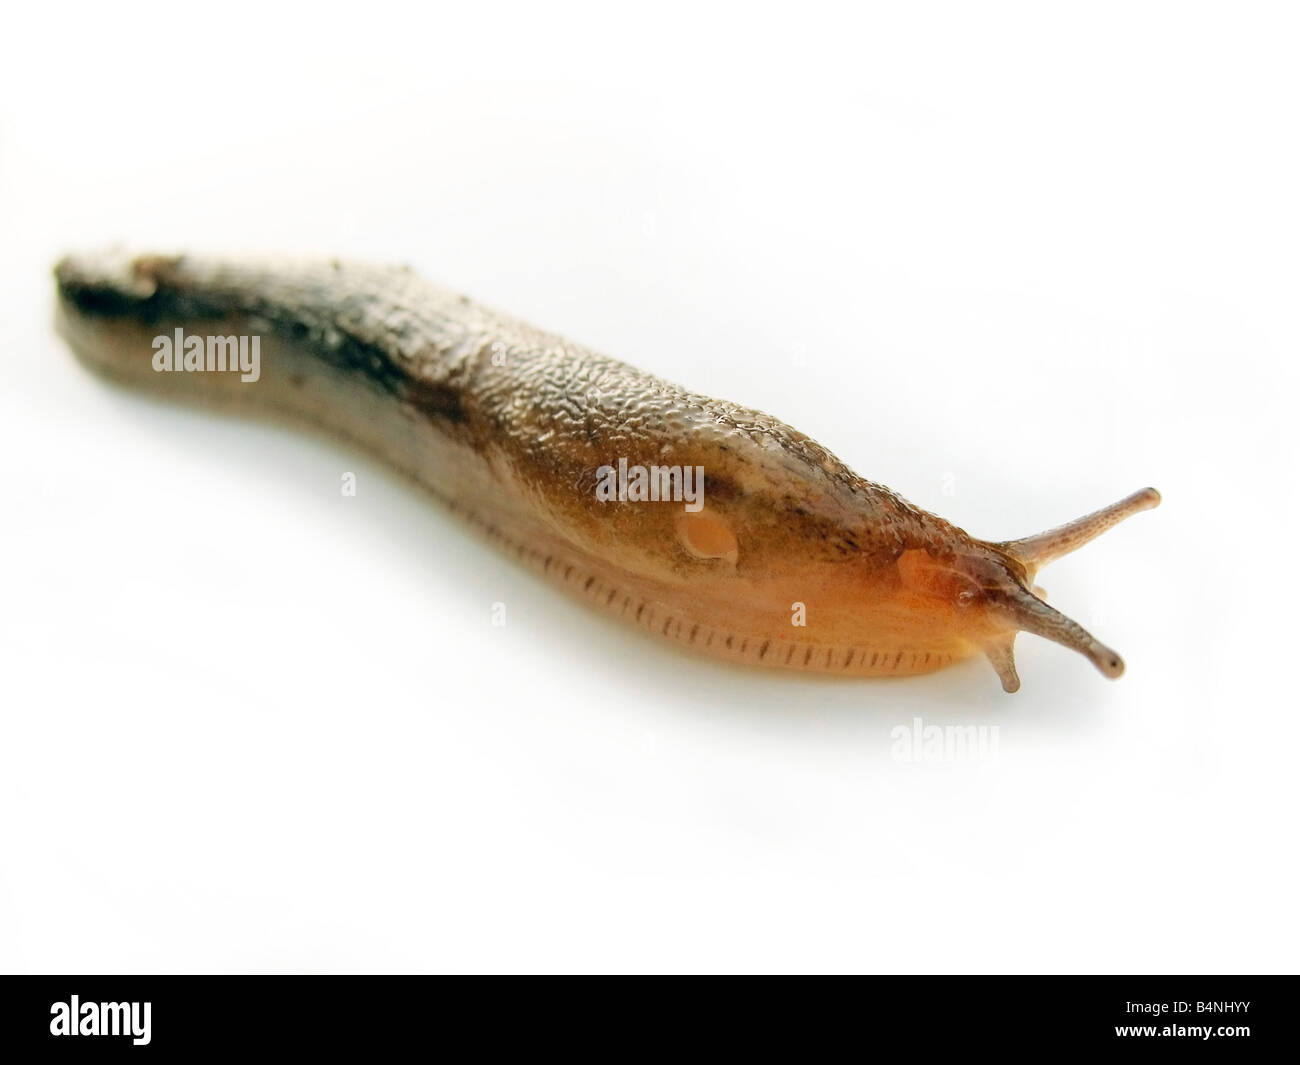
[2,2,1296,974]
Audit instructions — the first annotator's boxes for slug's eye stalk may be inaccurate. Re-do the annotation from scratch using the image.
[996,487,1161,575]
[975,487,1161,691]
[990,582,1125,682]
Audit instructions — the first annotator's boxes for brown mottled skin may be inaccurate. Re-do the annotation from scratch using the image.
[53,251,1159,690]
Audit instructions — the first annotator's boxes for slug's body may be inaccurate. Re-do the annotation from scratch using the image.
[54,251,1159,692]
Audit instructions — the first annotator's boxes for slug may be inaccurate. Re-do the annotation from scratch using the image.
[53,250,1159,693]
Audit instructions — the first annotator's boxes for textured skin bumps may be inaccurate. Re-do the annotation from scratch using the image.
[55,252,965,584]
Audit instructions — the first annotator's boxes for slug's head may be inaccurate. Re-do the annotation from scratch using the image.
[900,488,1161,692]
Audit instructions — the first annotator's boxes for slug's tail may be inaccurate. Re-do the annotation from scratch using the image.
[980,487,1161,691]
